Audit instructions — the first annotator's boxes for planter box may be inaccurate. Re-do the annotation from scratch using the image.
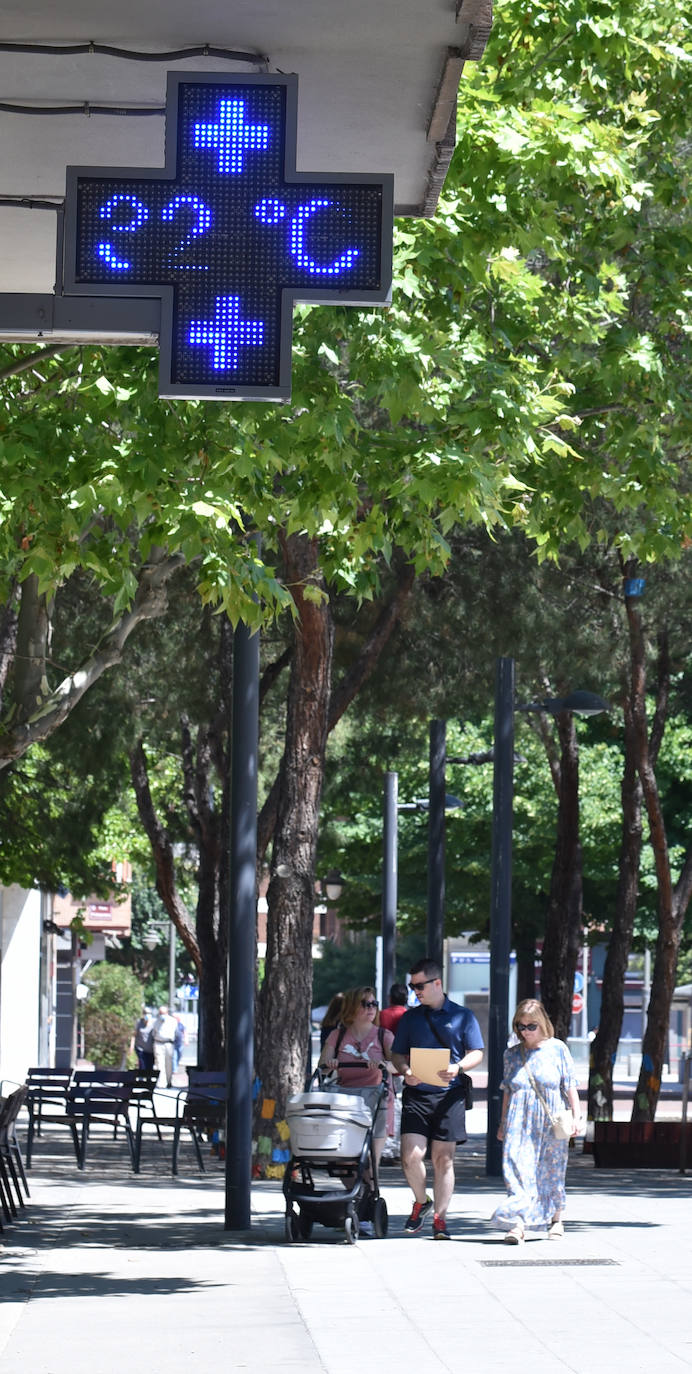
[593,1120,692,1169]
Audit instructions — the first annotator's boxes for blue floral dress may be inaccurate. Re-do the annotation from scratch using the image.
[491,1038,577,1234]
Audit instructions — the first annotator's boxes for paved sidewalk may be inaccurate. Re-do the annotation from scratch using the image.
[2,1124,692,1374]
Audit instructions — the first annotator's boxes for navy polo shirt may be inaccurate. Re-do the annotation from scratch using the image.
[392,995,484,1095]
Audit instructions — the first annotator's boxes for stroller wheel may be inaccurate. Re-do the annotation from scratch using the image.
[343,1214,359,1247]
[373,1197,388,1239]
[344,1212,359,1245]
[297,1210,313,1240]
[284,1212,300,1244]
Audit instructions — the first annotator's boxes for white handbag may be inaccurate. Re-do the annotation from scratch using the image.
[520,1048,573,1139]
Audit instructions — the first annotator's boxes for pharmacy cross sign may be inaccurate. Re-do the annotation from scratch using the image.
[62,73,394,401]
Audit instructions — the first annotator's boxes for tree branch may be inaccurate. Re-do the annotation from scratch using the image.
[0,548,186,769]
[0,343,70,383]
[129,738,201,969]
[328,561,415,730]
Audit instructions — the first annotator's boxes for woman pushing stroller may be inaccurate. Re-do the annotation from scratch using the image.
[319,984,396,1178]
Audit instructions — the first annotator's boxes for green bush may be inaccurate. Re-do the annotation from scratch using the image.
[83,962,145,1067]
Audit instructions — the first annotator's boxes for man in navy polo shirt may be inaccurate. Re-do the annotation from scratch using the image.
[392,957,484,1240]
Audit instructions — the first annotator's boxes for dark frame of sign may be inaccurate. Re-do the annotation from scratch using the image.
[61,72,394,402]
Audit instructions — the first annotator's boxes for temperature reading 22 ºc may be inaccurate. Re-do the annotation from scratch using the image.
[63,75,392,400]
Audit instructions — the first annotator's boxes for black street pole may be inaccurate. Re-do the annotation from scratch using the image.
[486,657,515,1177]
[225,603,260,1230]
[427,719,446,969]
[382,771,398,1003]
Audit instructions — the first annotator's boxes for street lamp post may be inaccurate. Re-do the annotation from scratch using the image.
[486,659,515,1177]
[225,610,260,1231]
[485,661,610,1176]
[427,720,446,970]
[382,771,398,1004]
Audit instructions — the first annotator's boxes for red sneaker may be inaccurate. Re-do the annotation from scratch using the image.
[403,1197,433,1234]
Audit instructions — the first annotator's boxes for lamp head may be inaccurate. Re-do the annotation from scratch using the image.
[324,869,344,901]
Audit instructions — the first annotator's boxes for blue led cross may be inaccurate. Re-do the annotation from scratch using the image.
[193,99,270,175]
[62,73,393,401]
[189,295,264,371]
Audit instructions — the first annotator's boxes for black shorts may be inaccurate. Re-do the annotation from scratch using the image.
[400,1085,467,1144]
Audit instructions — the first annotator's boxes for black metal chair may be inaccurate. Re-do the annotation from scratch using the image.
[127,1069,163,1140]
[174,1070,226,1173]
[134,1069,226,1174]
[25,1067,73,1142]
[68,1072,136,1170]
[0,1086,30,1212]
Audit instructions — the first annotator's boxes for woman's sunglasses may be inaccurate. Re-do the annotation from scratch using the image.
[361,999,378,1009]
[516,1022,538,1032]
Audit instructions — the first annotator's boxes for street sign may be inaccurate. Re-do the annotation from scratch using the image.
[62,73,393,401]
[572,991,584,1015]
[573,971,584,994]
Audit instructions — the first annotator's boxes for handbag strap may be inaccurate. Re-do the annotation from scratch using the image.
[423,1007,451,1051]
[519,1046,557,1127]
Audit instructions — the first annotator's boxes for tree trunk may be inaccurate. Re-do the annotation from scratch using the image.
[628,602,675,1121]
[14,574,52,717]
[130,738,201,969]
[588,702,642,1120]
[514,936,537,1005]
[255,533,333,1162]
[540,710,583,1041]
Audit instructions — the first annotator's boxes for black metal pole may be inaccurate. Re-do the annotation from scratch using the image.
[225,606,260,1230]
[427,719,446,968]
[486,657,515,1177]
[382,771,398,1003]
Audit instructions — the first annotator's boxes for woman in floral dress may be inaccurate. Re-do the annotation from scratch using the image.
[492,998,581,1244]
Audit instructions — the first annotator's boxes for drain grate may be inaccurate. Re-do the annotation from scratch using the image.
[480,1257,619,1268]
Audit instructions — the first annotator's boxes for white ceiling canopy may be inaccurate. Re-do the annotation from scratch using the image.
[0,0,492,345]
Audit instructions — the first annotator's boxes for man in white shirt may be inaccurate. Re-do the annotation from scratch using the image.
[152,1005,178,1087]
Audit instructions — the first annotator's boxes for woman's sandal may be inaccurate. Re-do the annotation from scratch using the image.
[548,1220,564,1240]
[504,1225,525,1245]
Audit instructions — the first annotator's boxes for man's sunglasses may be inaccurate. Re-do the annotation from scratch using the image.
[409,978,435,993]
[516,1022,538,1032]
[361,999,378,1008]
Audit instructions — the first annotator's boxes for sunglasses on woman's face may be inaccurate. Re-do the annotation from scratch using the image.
[361,999,377,1009]
[516,1022,538,1032]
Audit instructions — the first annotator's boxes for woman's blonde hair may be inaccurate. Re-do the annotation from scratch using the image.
[340,986,378,1026]
[512,998,554,1039]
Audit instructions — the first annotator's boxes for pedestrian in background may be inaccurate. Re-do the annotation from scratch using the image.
[492,998,581,1244]
[131,1007,154,1071]
[319,991,344,1049]
[378,982,409,1035]
[172,1014,187,1075]
[152,1004,178,1088]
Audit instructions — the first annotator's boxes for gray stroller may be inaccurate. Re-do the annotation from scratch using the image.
[283,1067,389,1244]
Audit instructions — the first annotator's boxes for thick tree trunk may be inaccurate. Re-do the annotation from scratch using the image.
[255,533,334,1153]
[256,561,415,866]
[588,703,642,1120]
[540,710,583,1041]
